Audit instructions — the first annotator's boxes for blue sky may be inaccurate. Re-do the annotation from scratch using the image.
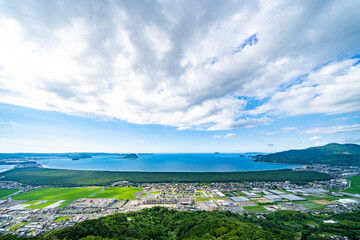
[0,0,359,153]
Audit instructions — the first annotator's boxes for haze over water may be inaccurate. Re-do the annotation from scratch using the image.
[42,154,301,172]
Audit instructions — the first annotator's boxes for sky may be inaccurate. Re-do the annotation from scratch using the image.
[0,0,359,153]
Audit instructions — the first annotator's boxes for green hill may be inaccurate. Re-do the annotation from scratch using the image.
[253,143,360,166]
[2,208,360,239]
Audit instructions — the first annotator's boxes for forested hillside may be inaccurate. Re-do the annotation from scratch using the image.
[1,208,360,240]
[253,143,360,166]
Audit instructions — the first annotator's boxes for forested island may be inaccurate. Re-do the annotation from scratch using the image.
[253,143,360,166]
[120,153,139,159]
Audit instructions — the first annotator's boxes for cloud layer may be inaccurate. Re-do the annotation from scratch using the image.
[0,0,359,130]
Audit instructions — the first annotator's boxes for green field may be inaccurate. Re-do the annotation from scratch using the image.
[25,200,57,209]
[0,189,18,198]
[55,216,70,222]
[243,205,267,212]
[0,168,332,186]
[90,187,143,199]
[344,174,360,194]
[298,201,325,210]
[57,200,73,209]
[12,188,99,200]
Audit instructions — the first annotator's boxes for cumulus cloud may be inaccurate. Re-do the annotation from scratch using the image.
[0,0,359,130]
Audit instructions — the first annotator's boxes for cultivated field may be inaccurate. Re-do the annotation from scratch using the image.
[0,189,18,198]
[11,187,142,202]
[90,187,143,200]
[243,205,267,212]
[345,174,360,194]
[298,201,325,210]
[12,188,99,200]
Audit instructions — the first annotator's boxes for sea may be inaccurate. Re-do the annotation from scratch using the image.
[36,154,301,172]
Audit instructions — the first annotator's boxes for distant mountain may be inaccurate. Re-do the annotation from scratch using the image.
[253,143,360,166]
[0,152,92,160]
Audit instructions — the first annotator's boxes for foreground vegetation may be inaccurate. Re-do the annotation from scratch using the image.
[253,143,360,166]
[1,207,359,240]
[0,168,331,186]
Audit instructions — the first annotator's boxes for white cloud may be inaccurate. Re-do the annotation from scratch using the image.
[0,1,359,130]
[308,135,322,142]
[224,133,236,138]
[248,59,360,116]
[305,124,360,135]
[281,127,297,132]
[212,133,236,139]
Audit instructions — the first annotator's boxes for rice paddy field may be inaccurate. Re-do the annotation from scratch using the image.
[0,189,18,198]
[89,187,143,199]
[55,216,70,222]
[243,205,267,212]
[11,187,143,202]
[298,201,325,210]
[25,201,57,209]
[12,188,99,200]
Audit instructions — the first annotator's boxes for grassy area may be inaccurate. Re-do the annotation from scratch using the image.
[298,201,325,210]
[55,216,70,222]
[344,174,360,194]
[195,198,210,201]
[0,189,18,198]
[303,195,350,202]
[12,188,99,200]
[90,187,143,200]
[8,222,29,231]
[0,168,332,186]
[243,205,267,212]
[57,200,72,209]
[23,200,41,205]
[25,200,57,209]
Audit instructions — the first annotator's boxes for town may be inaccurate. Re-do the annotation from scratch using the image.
[0,164,359,237]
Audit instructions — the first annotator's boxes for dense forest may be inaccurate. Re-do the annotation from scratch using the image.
[253,143,360,166]
[1,207,360,240]
[0,168,331,186]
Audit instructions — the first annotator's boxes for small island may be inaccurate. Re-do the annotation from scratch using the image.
[214,152,220,154]
[121,153,139,159]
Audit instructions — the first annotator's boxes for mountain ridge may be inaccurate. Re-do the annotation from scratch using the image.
[253,143,360,166]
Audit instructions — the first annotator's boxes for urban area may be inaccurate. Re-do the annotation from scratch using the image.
[0,164,359,237]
